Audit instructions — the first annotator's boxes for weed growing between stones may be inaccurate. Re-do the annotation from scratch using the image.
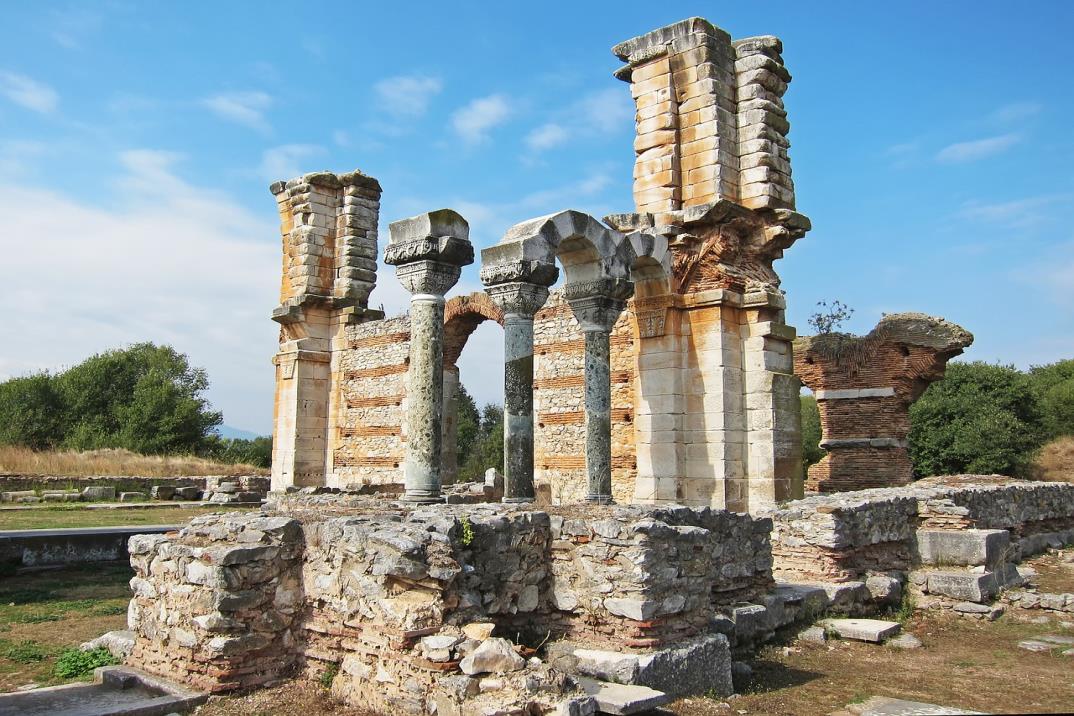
[459,515,475,546]
[53,647,117,678]
[319,662,339,689]
[1,640,49,663]
[895,591,916,624]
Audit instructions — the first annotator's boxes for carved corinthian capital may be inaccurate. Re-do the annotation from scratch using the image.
[486,282,550,318]
[564,277,634,332]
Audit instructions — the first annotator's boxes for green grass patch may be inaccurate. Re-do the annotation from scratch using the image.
[1,640,51,663]
[0,505,257,530]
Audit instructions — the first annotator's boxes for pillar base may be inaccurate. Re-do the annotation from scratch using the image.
[402,492,444,505]
[502,496,534,504]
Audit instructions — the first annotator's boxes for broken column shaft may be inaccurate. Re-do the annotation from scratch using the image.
[385,210,473,503]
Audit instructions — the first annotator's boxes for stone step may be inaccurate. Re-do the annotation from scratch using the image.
[575,677,671,715]
[822,618,901,643]
[845,695,984,715]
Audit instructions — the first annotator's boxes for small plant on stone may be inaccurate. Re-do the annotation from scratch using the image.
[54,647,117,678]
[808,300,854,335]
[320,662,339,688]
[895,591,916,625]
[459,516,475,547]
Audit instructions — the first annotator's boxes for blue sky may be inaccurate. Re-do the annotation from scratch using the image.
[2,2,1072,435]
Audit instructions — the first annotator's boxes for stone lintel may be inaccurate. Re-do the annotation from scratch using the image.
[681,288,743,309]
[272,348,331,365]
[814,387,897,401]
[742,289,786,310]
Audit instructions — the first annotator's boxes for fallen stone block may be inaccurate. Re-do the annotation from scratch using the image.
[926,571,997,603]
[1,491,36,502]
[823,618,900,643]
[118,491,147,502]
[216,481,241,494]
[917,529,1010,568]
[80,630,135,659]
[151,485,176,500]
[1038,634,1074,645]
[845,695,984,715]
[731,603,770,645]
[575,678,670,715]
[81,485,116,501]
[459,638,525,675]
[41,491,81,502]
[173,486,201,500]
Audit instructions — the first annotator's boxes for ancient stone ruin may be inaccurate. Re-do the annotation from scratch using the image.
[117,16,1074,716]
[271,17,809,513]
[794,313,973,492]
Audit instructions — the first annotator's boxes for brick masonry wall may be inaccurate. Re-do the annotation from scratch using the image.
[794,313,973,492]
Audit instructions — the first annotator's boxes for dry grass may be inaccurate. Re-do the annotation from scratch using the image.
[0,446,267,478]
[1032,436,1074,484]
[672,609,1074,716]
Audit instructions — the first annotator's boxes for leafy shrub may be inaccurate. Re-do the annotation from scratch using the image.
[54,647,117,678]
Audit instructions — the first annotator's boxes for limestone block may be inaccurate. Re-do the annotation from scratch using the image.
[916,529,1011,568]
[822,618,900,643]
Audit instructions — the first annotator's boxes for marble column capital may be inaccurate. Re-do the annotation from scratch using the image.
[565,277,634,333]
[394,260,462,298]
[485,281,550,318]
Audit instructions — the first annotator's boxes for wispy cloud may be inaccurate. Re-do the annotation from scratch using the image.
[991,102,1042,124]
[525,123,569,152]
[375,74,442,118]
[201,91,273,133]
[521,87,633,160]
[258,144,326,182]
[451,94,511,144]
[936,133,1020,163]
[958,193,1071,230]
[0,71,59,113]
[0,140,49,180]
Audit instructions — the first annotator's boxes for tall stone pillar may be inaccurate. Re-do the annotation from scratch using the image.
[565,278,634,504]
[485,279,554,502]
[441,366,461,486]
[385,210,473,504]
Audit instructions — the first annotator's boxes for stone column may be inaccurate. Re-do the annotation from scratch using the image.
[385,210,473,504]
[565,278,634,504]
[485,281,552,503]
[441,366,460,486]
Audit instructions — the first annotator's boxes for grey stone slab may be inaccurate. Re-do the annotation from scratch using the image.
[847,695,984,715]
[925,571,997,603]
[916,529,1010,568]
[1038,634,1074,645]
[575,678,670,715]
[0,665,207,716]
[1018,639,1055,652]
[823,618,901,643]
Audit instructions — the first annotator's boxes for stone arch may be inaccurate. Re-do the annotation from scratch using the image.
[443,292,505,367]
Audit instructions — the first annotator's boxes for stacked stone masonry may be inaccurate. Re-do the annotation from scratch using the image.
[794,313,973,492]
[127,499,771,712]
[270,16,812,512]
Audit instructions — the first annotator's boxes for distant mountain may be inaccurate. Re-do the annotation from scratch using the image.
[214,424,266,441]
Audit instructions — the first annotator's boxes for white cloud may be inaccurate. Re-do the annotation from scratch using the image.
[936,133,1020,163]
[0,152,279,432]
[49,7,103,49]
[374,74,442,117]
[451,94,511,144]
[0,71,59,113]
[0,140,49,180]
[577,87,633,133]
[958,193,1071,230]
[258,144,326,182]
[525,123,569,152]
[201,91,273,133]
[991,102,1042,124]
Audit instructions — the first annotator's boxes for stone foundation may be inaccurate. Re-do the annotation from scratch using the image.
[126,498,771,712]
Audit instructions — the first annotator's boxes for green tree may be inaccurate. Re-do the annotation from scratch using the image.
[909,361,1044,477]
[454,385,480,468]
[800,393,824,472]
[0,373,64,450]
[458,403,504,482]
[1029,359,1074,440]
[202,435,273,468]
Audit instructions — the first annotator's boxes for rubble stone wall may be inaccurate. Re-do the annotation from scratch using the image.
[127,501,771,707]
[763,477,1074,582]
